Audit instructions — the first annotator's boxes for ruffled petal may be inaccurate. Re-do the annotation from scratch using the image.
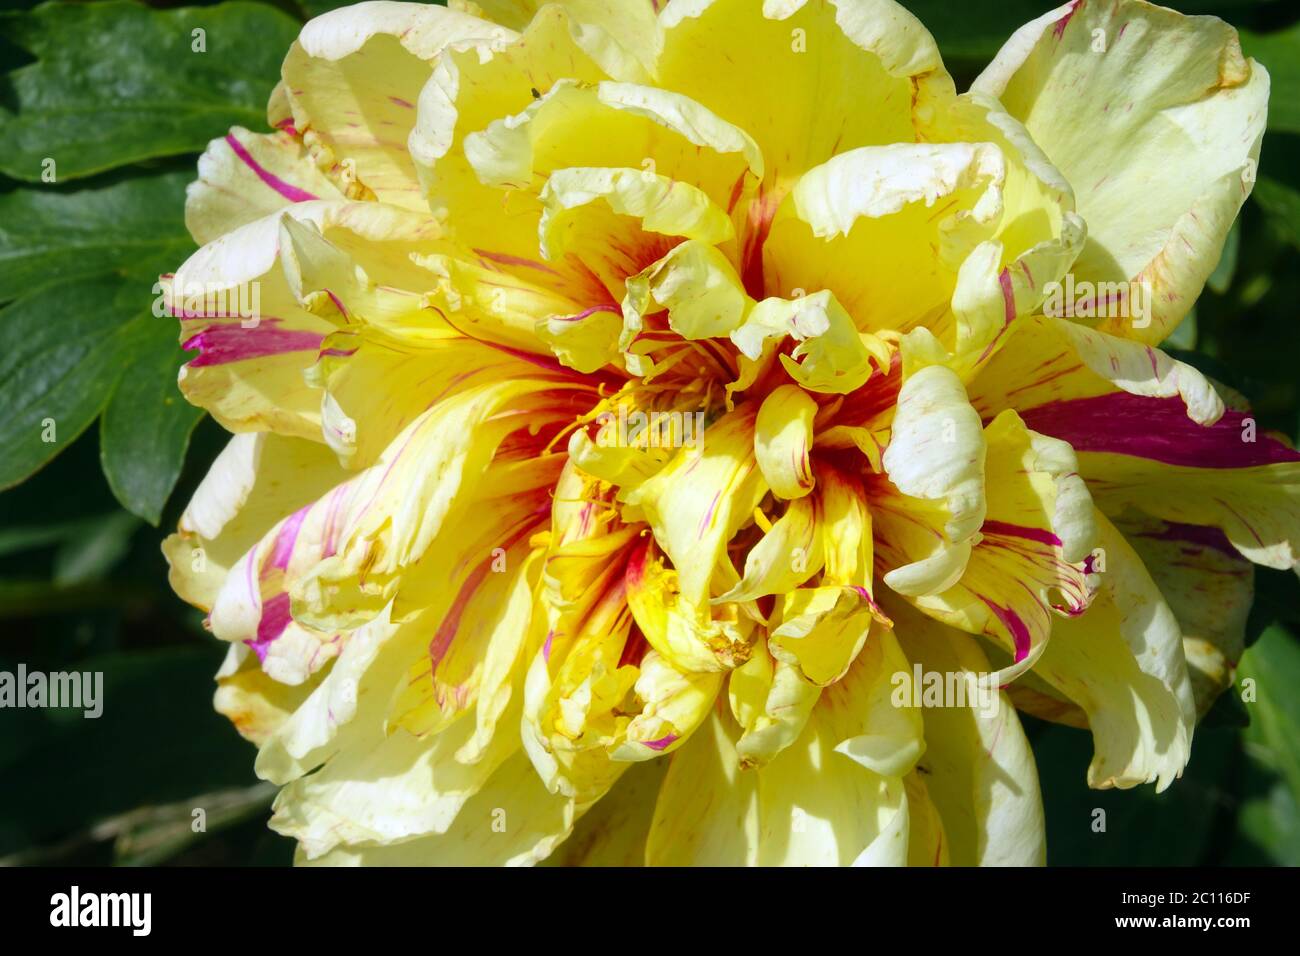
[882,410,1093,684]
[648,626,921,865]
[625,402,767,606]
[1019,393,1300,570]
[1119,515,1252,716]
[284,1,515,210]
[889,600,1045,865]
[1032,512,1194,791]
[186,126,347,245]
[974,0,1268,344]
[163,432,347,611]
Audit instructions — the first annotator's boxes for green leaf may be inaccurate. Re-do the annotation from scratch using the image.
[110,782,275,866]
[295,0,446,18]
[0,270,201,521]
[1238,625,1300,803]
[0,517,98,559]
[0,170,203,521]
[901,0,1047,63]
[0,578,152,617]
[1224,626,1300,864]
[1241,22,1300,135]
[0,0,301,182]
[1227,753,1300,864]
[100,321,205,524]
[0,169,194,301]
[296,0,363,18]
[0,277,139,490]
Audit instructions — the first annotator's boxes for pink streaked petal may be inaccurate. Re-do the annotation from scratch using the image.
[981,520,1063,548]
[247,592,292,660]
[1131,519,1238,558]
[981,597,1033,663]
[1019,394,1300,469]
[183,319,325,368]
[472,248,563,277]
[225,133,318,204]
[269,505,311,571]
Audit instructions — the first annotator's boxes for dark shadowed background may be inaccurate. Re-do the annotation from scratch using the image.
[0,0,1298,866]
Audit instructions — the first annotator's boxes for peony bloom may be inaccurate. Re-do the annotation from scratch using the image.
[161,0,1288,866]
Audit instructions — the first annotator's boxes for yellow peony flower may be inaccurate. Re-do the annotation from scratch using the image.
[161,0,1287,865]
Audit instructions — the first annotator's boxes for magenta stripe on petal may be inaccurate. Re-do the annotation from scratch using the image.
[325,289,349,319]
[225,134,318,203]
[697,491,721,539]
[981,597,1032,663]
[428,517,544,669]
[998,268,1015,326]
[850,584,888,619]
[1019,394,1300,469]
[269,505,310,572]
[1052,0,1082,38]
[183,319,324,368]
[472,248,563,277]
[1134,520,1240,559]
[428,561,492,670]
[641,734,678,752]
[981,520,1062,548]
[248,592,293,660]
[554,304,621,323]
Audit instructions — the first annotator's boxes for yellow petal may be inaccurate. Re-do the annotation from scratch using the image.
[754,384,817,499]
[464,78,760,205]
[644,706,759,865]
[767,141,1005,330]
[612,651,723,760]
[728,638,822,769]
[1033,511,1194,791]
[818,465,874,591]
[714,494,822,603]
[461,0,662,81]
[625,542,755,673]
[769,585,874,686]
[163,432,345,611]
[886,410,1093,685]
[625,403,766,606]
[542,758,667,866]
[186,126,347,245]
[284,2,515,210]
[538,166,736,291]
[888,599,1045,865]
[298,749,577,866]
[970,314,1224,428]
[657,0,953,195]
[622,240,751,342]
[975,0,1267,343]
[730,290,883,394]
[1119,514,1252,717]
